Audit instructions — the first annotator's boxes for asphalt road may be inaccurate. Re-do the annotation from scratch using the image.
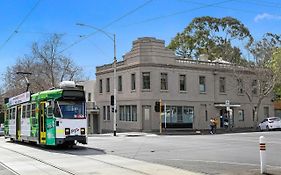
[0,131,280,175]
[86,131,281,175]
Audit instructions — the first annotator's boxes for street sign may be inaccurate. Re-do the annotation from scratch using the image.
[225,100,230,106]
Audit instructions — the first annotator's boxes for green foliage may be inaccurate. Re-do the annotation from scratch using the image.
[168,16,253,63]
[271,48,281,99]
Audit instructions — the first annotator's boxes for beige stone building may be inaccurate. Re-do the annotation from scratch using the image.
[95,37,274,133]
[78,80,100,134]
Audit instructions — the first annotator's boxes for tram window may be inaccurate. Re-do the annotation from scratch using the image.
[9,109,11,119]
[22,105,26,118]
[12,108,16,119]
[47,106,53,117]
[26,105,31,118]
[31,104,36,117]
[6,109,10,120]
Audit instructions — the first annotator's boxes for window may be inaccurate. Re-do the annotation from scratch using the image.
[160,73,168,90]
[99,79,103,93]
[26,104,31,118]
[118,76,122,91]
[87,93,91,102]
[179,75,186,91]
[264,106,269,118]
[31,103,36,117]
[252,79,257,95]
[119,105,137,121]
[22,105,26,118]
[219,77,226,93]
[237,78,244,94]
[238,110,244,121]
[12,108,16,119]
[103,106,106,120]
[107,106,110,120]
[199,76,206,93]
[106,78,110,92]
[131,73,136,91]
[103,106,111,121]
[142,72,150,90]
[58,101,85,119]
[164,106,194,126]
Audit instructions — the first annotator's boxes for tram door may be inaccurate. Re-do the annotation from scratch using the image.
[39,102,46,144]
[16,106,21,141]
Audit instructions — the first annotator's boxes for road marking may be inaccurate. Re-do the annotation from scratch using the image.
[165,159,281,169]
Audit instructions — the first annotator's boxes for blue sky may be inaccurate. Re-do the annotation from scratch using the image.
[0,0,280,81]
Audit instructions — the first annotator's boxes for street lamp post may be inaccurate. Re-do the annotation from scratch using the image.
[77,23,117,136]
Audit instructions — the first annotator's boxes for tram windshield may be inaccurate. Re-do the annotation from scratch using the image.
[54,101,85,119]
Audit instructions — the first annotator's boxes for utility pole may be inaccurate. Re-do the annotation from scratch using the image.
[113,34,117,136]
[76,23,117,136]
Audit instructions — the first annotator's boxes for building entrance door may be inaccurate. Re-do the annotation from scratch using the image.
[142,106,151,131]
[93,114,99,134]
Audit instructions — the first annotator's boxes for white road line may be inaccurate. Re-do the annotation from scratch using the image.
[165,159,281,169]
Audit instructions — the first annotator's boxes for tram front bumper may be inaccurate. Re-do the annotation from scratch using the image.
[56,135,87,145]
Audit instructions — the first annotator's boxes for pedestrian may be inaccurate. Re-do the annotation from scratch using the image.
[209,118,216,134]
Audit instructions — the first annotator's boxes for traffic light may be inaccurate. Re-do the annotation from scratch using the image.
[110,95,114,106]
[155,101,160,112]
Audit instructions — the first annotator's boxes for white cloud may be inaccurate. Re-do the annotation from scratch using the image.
[254,13,281,22]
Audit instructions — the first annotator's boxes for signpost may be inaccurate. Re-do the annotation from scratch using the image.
[225,100,231,130]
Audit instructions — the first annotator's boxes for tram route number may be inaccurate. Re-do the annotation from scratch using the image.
[71,128,79,134]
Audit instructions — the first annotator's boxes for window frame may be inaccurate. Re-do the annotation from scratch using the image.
[118,76,122,92]
[179,74,186,91]
[119,105,137,122]
[106,78,110,93]
[160,72,168,90]
[99,79,103,93]
[131,73,136,91]
[142,72,151,90]
[219,77,226,93]
[199,76,206,93]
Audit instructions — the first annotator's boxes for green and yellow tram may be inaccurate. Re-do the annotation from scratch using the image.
[4,81,87,146]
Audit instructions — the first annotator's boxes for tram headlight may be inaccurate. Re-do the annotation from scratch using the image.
[81,128,85,135]
[65,128,70,135]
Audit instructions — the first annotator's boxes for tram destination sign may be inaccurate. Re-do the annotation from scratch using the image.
[8,91,31,106]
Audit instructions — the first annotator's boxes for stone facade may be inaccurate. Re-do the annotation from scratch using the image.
[95,37,274,133]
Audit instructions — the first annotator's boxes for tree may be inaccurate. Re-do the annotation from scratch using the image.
[168,16,253,63]
[3,34,83,96]
[232,35,281,128]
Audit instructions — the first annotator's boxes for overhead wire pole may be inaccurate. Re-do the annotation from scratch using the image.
[113,34,117,136]
[77,23,117,136]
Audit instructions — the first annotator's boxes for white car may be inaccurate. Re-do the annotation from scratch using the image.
[258,117,281,131]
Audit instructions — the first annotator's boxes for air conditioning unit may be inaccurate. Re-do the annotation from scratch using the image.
[59,81,76,88]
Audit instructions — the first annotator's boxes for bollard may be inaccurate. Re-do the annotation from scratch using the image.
[259,136,266,174]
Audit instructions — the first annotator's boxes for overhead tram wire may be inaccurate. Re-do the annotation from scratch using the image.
[234,0,281,8]
[0,0,41,52]
[247,0,281,7]
[58,0,153,54]
[121,0,237,27]
[122,0,274,28]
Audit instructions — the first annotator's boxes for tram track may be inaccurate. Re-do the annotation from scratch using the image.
[62,146,152,175]
[0,144,152,175]
[0,145,78,175]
